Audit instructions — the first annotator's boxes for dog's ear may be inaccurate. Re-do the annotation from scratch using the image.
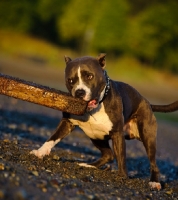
[97,53,106,68]
[64,56,72,64]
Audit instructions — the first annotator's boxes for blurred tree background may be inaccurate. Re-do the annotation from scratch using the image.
[0,0,178,73]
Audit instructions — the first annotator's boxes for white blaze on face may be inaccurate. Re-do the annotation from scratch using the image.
[73,66,91,101]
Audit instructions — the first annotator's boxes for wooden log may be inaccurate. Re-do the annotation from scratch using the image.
[0,73,87,115]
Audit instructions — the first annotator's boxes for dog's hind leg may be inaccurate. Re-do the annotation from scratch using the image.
[138,113,161,190]
[78,139,114,168]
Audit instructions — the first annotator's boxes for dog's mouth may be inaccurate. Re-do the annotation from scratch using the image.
[87,99,98,111]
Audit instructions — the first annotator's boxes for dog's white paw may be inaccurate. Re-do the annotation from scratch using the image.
[78,163,96,168]
[30,148,50,158]
[149,181,161,191]
[30,141,54,158]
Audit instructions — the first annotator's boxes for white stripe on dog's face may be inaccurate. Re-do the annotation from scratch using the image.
[72,66,91,101]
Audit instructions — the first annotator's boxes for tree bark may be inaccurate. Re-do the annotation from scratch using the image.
[0,73,87,115]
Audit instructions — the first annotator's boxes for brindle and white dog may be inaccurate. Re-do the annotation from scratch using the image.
[31,54,178,190]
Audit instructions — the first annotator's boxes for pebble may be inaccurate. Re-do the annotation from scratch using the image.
[0,190,5,199]
[41,167,45,170]
[8,124,17,129]
[46,169,52,173]
[50,179,60,189]
[42,188,47,193]
[13,139,18,145]
[3,173,8,178]
[165,189,173,195]
[0,163,5,170]
[31,171,39,176]
[14,188,27,200]
[28,165,37,171]
[3,139,10,143]
[53,155,60,161]
[36,180,47,189]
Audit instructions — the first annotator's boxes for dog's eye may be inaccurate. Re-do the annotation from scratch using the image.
[68,79,73,84]
[87,74,93,80]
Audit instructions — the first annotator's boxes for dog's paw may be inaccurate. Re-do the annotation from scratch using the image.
[149,181,161,191]
[78,163,97,169]
[30,141,53,158]
[30,148,50,158]
[117,174,128,181]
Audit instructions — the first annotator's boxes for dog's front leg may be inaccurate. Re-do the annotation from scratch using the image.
[111,132,128,179]
[30,118,74,158]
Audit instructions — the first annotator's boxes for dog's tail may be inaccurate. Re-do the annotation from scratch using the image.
[151,101,178,113]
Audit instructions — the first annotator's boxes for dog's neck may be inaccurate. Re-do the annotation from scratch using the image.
[99,70,110,104]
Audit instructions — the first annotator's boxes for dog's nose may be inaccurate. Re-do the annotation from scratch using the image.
[75,89,86,98]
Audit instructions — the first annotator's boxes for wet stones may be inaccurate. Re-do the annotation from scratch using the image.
[52,154,60,161]
[0,96,178,199]
[0,162,5,170]
[31,171,39,177]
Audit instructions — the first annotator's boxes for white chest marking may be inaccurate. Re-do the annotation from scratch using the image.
[69,103,113,140]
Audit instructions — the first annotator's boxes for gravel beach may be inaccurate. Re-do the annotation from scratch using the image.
[0,96,178,200]
[0,59,178,199]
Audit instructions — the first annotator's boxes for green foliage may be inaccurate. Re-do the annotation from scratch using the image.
[58,0,99,50]
[58,0,129,53]
[0,0,37,32]
[92,0,129,53]
[33,0,70,43]
[126,1,178,71]
[0,0,178,73]
[36,0,66,21]
[59,0,94,39]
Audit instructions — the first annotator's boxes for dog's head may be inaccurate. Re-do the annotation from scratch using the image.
[64,54,108,111]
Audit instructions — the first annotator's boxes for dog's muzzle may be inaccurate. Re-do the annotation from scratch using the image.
[74,89,98,111]
[75,89,86,98]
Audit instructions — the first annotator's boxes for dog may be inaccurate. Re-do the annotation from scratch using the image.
[31,54,178,190]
